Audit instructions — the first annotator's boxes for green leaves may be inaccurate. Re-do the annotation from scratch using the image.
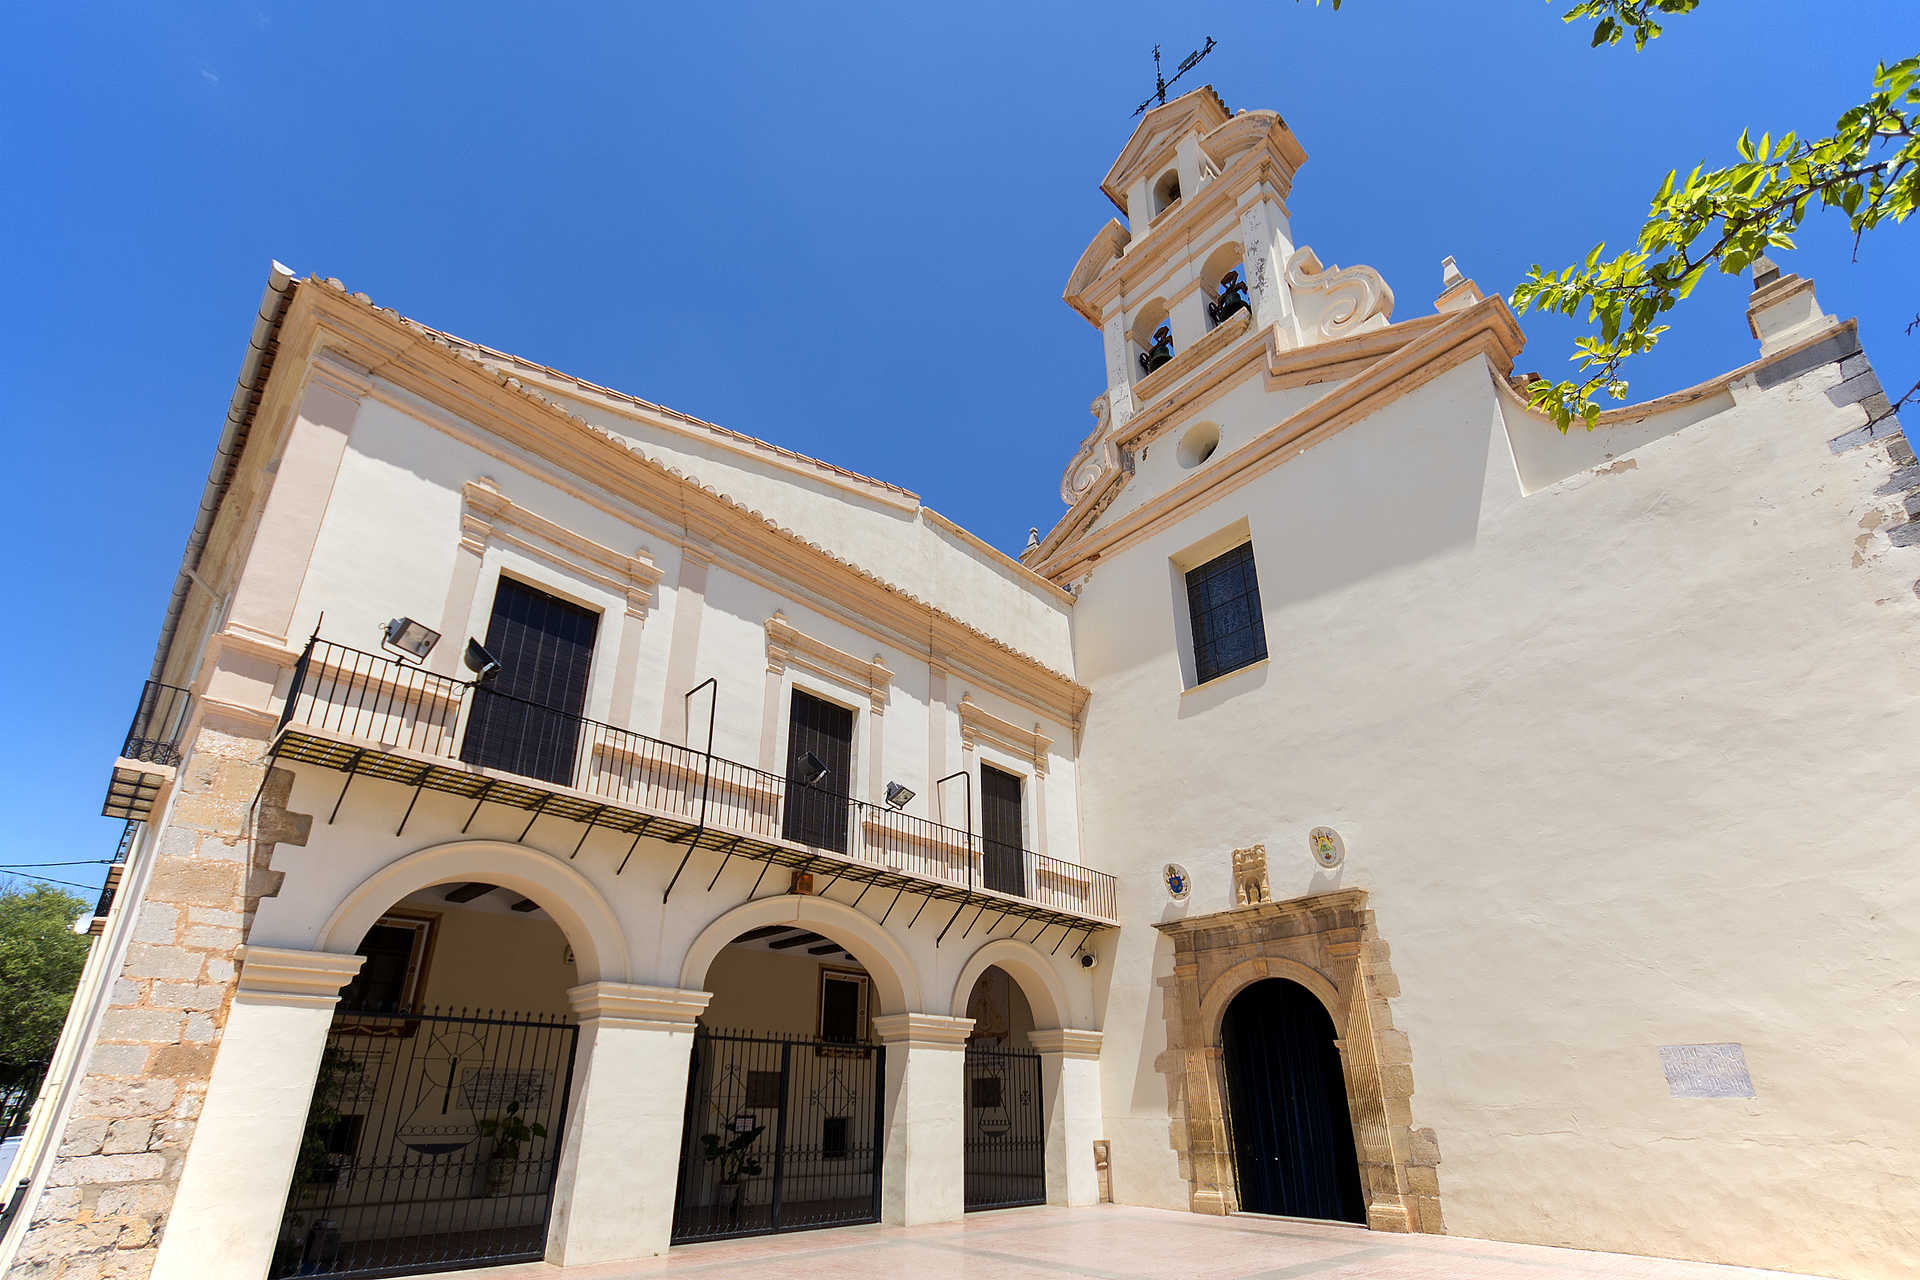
[1513,55,1920,429]
[1563,0,1701,51]
[0,884,89,1071]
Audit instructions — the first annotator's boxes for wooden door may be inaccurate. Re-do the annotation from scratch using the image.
[460,577,599,786]
[781,689,853,852]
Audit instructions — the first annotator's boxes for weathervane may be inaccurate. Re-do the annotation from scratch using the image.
[1132,36,1217,117]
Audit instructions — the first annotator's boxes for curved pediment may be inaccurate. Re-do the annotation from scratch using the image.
[1062,220,1132,326]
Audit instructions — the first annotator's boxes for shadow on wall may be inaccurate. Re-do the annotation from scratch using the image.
[1082,363,1503,688]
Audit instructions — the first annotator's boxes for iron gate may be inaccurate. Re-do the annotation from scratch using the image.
[963,1044,1045,1211]
[672,1028,885,1243]
[270,1008,578,1279]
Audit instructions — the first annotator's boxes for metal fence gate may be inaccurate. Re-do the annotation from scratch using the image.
[963,1044,1045,1211]
[672,1028,885,1243]
[270,1008,578,1279]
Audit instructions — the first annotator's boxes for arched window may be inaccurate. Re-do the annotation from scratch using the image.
[1152,169,1182,217]
[1201,241,1250,329]
[1130,302,1174,379]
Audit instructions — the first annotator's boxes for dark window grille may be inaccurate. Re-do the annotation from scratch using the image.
[673,1028,884,1243]
[461,577,599,785]
[270,1007,579,1279]
[962,1045,1044,1212]
[1185,542,1268,684]
[821,1117,850,1160]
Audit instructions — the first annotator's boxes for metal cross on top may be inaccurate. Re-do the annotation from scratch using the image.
[1132,36,1217,117]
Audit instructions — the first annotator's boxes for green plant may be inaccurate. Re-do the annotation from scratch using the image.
[478,1100,548,1161]
[699,1124,766,1184]
[291,1046,363,1189]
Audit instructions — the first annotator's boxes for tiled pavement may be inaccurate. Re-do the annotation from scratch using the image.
[461,1205,1824,1280]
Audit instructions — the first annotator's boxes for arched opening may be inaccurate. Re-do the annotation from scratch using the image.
[1220,979,1365,1224]
[673,920,887,1243]
[1152,168,1182,217]
[1201,240,1250,328]
[959,964,1045,1211]
[1131,302,1174,379]
[274,882,585,1278]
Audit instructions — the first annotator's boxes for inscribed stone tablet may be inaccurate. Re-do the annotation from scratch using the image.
[1658,1043,1755,1098]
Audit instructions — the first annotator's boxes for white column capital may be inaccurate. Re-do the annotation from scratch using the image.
[235,946,363,1009]
[872,1012,973,1049]
[1029,1027,1104,1059]
[567,981,711,1030]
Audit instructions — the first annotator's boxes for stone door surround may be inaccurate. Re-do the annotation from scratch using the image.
[1156,887,1441,1233]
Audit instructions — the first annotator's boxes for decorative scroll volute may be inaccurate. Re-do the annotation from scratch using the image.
[1061,395,1122,506]
[1285,247,1395,341]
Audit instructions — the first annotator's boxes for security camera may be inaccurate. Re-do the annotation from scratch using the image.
[1078,951,1097,970]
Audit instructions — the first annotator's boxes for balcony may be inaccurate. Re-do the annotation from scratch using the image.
[272,639,1117,935]
[88,820,140,935]
[102,681,192,821]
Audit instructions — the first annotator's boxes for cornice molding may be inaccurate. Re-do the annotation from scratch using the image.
[567,980,712,1030]
[285,283,1088,728]
[958,694,1051,776]
[766,611,892,712]
[1028,1027,1104,1058]
[236,945,365,1009]
[1034,298,1525,581]
[461,477,662,618]
[872,1012,975,1048]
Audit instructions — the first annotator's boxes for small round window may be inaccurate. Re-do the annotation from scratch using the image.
[1176,422,1220,469]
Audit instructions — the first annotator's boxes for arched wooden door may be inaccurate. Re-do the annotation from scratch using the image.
[1220,979,1365,1223]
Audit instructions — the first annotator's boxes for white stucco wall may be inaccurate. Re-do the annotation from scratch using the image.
[244,368,1099,1039]
[1071,341,1920,1277]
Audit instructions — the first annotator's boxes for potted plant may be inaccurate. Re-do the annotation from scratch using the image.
[477,1101,548,1195]
[699,1123,765,1224]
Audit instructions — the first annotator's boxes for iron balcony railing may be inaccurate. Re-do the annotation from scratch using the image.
[93,820,140,921]
[276,637,1117,923]
[104,682,193,820]
[121,680,193,765]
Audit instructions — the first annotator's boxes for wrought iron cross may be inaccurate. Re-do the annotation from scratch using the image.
[1132,36,1217,117]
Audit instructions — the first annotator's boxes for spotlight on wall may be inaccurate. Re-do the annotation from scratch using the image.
[463,638,503,685]
[884,781,916,810]
[795,750,829,787]
[380,616,441,662]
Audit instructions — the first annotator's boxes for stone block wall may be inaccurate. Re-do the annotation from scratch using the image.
[8,727,306,1280]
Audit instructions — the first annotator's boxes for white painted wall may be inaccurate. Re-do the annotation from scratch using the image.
[1071,335,1920,1277]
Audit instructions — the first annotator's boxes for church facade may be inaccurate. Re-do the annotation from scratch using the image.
[4,88,1915,1280]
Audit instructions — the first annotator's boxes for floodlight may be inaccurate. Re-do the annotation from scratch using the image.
[463,638,503,685]
[884,781,915,809]
[381,617,441,661]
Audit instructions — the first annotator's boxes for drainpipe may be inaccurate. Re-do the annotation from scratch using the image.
[146,260,298,681]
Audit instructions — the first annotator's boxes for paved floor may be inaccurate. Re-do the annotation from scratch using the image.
[466,1205,1823,1280]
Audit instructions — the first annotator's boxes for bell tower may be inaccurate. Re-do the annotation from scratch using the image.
[1059,87,1393,450]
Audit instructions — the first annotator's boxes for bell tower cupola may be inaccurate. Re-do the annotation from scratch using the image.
[1060,87,1393,443]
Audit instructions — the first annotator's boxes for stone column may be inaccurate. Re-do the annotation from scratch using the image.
[149,946,365,1280]
[544,982,711,1264]
[872,1013,972,1226]
[1028,1028,1103,1207]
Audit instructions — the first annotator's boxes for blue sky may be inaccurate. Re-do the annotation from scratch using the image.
[3,2,1914,898]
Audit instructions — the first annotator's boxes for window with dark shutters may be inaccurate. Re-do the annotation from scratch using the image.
[782,689,854,852]
[980,764,1027,897]
[1185,543,1268,684]
[459,576,600,785]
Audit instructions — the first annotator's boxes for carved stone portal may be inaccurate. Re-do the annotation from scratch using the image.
[1231,843,1270,906]
[1154,888,1442,1234]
